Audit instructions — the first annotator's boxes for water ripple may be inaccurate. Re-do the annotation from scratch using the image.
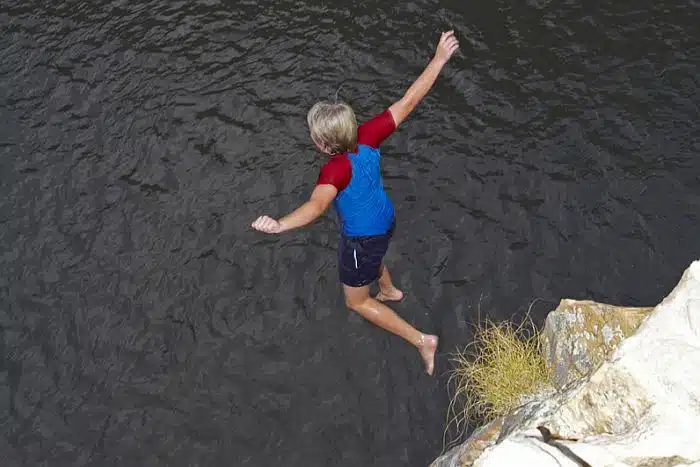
[1,0,699,465]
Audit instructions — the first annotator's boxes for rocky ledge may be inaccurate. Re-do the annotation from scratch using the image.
[433,260,700,466]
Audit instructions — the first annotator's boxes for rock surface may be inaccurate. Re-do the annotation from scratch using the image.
[474,260,700,466]
[542,299,653,387]
[431,418,504,467]
[434,260,700,466]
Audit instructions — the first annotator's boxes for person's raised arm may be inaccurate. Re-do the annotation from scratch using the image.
[251,184,337,234]
[388,31,459,127]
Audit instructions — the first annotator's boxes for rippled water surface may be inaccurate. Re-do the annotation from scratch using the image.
[2,0,699,465]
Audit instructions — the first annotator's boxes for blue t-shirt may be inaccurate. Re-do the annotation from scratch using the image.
[316,110,396,237]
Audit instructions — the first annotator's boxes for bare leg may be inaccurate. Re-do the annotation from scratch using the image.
[375,263,404,302]
[344,284,438,375]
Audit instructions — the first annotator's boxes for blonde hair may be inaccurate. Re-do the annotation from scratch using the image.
[307,101,357,154]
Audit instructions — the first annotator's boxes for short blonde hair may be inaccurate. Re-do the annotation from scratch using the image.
[307,101,357,154]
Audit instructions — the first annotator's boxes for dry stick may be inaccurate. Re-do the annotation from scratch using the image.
[536,426,591,467]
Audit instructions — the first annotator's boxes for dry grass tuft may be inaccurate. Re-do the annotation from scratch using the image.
[443,314,553,447]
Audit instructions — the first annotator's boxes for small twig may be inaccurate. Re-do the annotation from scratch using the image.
[536,426,591,467]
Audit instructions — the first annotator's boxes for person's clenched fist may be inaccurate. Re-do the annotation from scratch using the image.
[251,215,282,234]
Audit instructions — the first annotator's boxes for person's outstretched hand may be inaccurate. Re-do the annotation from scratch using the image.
[251,215,282,234]
[435,30,459,65]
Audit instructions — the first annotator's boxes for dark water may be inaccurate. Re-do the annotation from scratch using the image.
[1,0,699,465]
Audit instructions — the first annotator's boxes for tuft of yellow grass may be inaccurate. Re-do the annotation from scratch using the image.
[444,314,553,445]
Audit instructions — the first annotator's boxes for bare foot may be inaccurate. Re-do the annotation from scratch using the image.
[376,287,404,302]
[418,334,439,376]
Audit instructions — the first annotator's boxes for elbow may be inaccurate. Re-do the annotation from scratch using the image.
[401,92,419,110]
[390,96,417,126]
[310,200,327,219]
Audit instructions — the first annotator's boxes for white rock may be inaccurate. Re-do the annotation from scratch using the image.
[474,434,580,467]
[542,299,652,387]
[472,260,700,466]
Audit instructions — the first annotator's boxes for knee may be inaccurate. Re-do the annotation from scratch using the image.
[345,297,359,311]
[345,295,367,312]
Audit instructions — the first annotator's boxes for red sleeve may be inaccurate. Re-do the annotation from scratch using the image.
[357,109,396,149]
[316,154,352,191]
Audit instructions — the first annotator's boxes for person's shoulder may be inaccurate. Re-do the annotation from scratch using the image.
[320,154,350,169]
[357,109,396,149]
[317,154,352,191]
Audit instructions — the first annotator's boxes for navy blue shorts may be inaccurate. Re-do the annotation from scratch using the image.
[338,221,395,287]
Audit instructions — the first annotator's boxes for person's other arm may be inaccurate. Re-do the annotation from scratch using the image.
[251,155,350,234]
[388,30,460,127]
[251,184,337,234]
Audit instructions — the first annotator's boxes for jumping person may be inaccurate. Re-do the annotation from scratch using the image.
[251,31,459,375]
